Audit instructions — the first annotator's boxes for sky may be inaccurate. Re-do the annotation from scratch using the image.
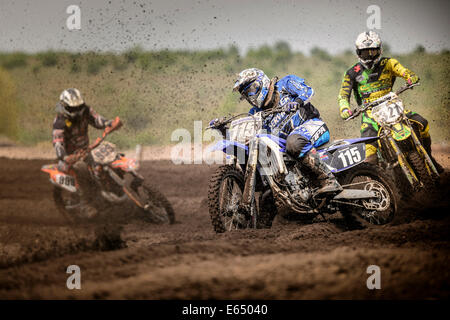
[0,0,449,54]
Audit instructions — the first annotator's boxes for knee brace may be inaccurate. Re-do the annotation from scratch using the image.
[365,143,377,158]
[406,112,430,138]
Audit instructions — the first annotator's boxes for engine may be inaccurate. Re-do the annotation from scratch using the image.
[283,166,312,203]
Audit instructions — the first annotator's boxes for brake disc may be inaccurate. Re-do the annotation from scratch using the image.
[361,181,390,211]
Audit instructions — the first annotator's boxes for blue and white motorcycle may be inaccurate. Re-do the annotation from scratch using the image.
[207,107,399,233]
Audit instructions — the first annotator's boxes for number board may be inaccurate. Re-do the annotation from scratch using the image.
[92,141,118,164]
[55,174,77,192]
[330,143,366,171]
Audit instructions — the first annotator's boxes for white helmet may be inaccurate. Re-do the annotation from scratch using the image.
[59,88,86,119]
[233,68,270,108]
[355,31,383,69]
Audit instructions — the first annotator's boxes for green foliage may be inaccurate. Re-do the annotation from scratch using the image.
[0,52,28,69]
[414,45,426,54]
[247,45,274,61]
[227,45,239,58]
[86,54,108,75]
[38,51,59,67]
[70,61,81,73]
[111,54,127,71]
[0,67,19,139]
[68,54,81,73]
[138,50,177,71]
[124,46,142,64]
[310,47,332,61]
[1,46,449,148]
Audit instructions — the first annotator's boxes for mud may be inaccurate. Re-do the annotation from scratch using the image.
[0,151,449,299]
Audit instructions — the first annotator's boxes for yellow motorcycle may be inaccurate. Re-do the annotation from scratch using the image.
[346,83,440,197]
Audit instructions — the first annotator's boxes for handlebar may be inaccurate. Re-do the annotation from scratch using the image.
[345,82,420,122]
[207,104,299,131]
[395,82,420,95]
[205,113,249,130]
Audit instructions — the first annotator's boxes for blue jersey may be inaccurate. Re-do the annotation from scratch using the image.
[249,75,319,139]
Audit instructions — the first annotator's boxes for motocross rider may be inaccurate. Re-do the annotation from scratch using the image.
[231,68,342,195]
[338,31,443,173]
[52,88,113,216]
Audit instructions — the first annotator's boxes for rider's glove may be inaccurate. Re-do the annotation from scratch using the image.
[407,75,419,85]
[340,108,353,120]
[105,120,113,127]
[209,118,219,127]
[281,102,299,113]
[209,117,225,128]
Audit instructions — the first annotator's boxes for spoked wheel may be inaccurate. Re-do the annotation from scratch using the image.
[208,165,252,233]
[136,182,176,224]
[53,187,90,224]
[340,163,398,228]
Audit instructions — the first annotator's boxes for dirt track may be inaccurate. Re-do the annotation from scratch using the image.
[0,152,449,299]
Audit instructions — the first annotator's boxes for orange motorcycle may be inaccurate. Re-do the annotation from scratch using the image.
[41,117,175,224]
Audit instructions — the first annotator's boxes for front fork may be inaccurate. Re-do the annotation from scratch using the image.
[383,120,439,190]
[239,137,259,227]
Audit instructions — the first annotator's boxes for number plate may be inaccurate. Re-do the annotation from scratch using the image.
[91,141,118,164]
[55,173,77,192]
[372,99,404,125]
[330,143,366,171]
[229,116,261,144]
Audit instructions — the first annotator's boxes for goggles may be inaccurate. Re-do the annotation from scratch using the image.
[239,81,261,100]
[357,48,381,61]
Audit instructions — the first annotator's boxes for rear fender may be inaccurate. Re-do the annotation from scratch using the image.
[323,143,367,173]
[318,136,379,153]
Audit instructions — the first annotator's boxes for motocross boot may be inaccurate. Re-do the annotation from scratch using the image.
[301,149,343,195]
[422,137,444,174]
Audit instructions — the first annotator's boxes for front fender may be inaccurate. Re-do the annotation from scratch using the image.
[208,139,248,156]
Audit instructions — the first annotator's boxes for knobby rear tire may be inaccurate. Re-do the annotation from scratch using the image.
[139,182,176,224]
[340,162,399,229]
[407,151,439,188]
